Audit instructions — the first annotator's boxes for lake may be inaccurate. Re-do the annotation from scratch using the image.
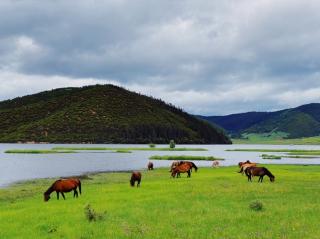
[1,143,320,187]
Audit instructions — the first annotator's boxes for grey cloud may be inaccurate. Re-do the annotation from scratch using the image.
[0,0,320,115]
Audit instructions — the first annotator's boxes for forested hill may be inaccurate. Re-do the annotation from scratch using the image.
[200,103,320,139]
[0,85,231,144]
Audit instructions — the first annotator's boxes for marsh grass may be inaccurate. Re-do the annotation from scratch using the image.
[115,150,132,153]
[52,147,208,151]
[260,154,282,160]
[5,149,76,154]
[0,166,320,238]
[149,155,224,161]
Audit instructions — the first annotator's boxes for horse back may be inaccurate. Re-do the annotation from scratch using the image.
[54,179,79,192]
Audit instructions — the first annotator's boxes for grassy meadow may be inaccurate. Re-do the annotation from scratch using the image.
[1,165,320,239]
[232,134,320,145]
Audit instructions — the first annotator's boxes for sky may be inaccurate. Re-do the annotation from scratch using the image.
[1,0,320,116]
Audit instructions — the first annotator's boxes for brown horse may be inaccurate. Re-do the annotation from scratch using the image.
[130,171,142,187]
[147,162,154,170]
[183,161,198,172]
[238,162,257,174]
[170,161,197,172]
[44,178,81,202]
[171,163,192,178]
[245,166,275,182]
[170,161,182,172]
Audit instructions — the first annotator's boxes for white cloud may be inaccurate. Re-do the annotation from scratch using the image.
[0,71,119,101]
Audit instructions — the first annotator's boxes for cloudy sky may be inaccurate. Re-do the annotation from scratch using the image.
[1,0,320,115]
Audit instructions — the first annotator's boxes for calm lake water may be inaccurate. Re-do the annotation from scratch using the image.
[1,143,320,187]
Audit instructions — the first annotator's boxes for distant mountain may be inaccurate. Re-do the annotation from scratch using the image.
[199,103,320,139]
[0,84,231,144]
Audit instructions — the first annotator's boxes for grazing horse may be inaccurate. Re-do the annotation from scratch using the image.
[238,162,257,174]
[44,178,81,202]
[170,161,182,172]
[170,161,197,173]
[130,171,142,187]
[147,162,154,170]
[212,160,220,168]
[183,161,198,172]
[171,163,192,178]
[245,166,275,182]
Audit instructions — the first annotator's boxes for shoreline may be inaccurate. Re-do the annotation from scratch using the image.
[2,163,320,189]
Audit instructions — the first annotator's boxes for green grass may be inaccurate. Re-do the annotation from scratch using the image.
[232,134,320,145]
[1,166,320,238]
[260,154,282,160]
[5,149,76,154]
[149,155,224,161]
[52,147,208,151]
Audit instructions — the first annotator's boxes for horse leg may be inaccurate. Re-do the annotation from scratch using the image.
[188,170,191,178]
[74,189,78,198]
[56,192,59,200]
[261,176,264,182]
[137,180,141,187]
[61,192,66,200]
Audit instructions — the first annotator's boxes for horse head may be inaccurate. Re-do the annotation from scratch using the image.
[44,193,50,202]
[270,175,275,182]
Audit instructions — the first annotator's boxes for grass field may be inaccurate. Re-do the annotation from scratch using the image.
[149,155,224,161]
[52,147,208,151]
[1,165,320,238]
[232,134,320,145]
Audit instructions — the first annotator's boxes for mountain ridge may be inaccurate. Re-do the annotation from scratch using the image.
[0,84,231,144]
[199,103,320,139]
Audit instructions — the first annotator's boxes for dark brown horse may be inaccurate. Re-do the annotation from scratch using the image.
[245,166,275,182]
[130,171,142,187]
[147,162,154,170]
[171,163,192,178]
[44,178,81,202]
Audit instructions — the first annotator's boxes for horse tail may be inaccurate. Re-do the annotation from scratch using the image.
[78,180,82,195]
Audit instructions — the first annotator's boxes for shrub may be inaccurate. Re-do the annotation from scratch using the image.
[249,200,263,211]
[149,143,156,148]
[169,140,175,149]
[84,204,106,222]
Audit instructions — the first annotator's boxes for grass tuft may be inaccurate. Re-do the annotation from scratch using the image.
[249,200,263,211]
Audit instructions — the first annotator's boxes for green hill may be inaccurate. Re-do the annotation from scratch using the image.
[0,85,231,144]
[200,103,320,139]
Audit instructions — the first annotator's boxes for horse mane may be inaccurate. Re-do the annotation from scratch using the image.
[44,183,55,195]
